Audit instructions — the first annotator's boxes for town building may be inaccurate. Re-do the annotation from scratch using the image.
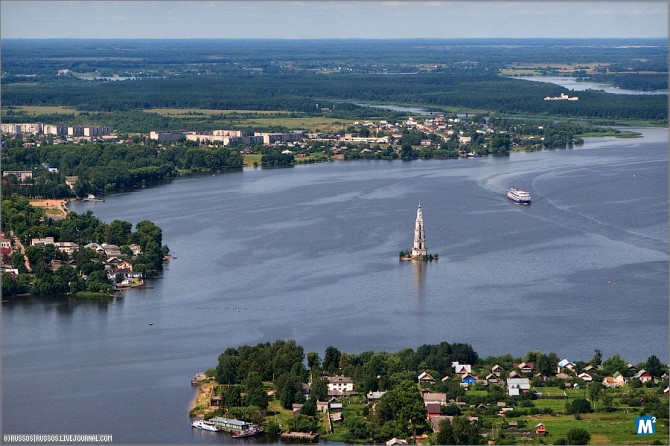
[83,127,110,137]
[65,176,79,190]
[150,131,186,143]
[418,371,436,384]
[326,375,355,397]
[544,93,579,101]
[55,242,80,256]
[68,126,84,137]
[3,171,33,182]
[0,123,43,134]
[506,377,531,396]
[44,125,68,135]
[1,232,13,255]
[31,237,56,247]
[452,362,473,375]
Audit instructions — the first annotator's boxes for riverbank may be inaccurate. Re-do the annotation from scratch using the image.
[189,379,218,418]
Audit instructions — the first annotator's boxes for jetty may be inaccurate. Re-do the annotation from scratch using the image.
[280,431,319,442]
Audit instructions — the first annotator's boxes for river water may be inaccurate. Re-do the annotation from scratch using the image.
[510,76,668,95]
[3,128,668,443]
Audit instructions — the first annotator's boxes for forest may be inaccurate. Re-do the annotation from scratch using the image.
[1,141,243,198]
[1,38,667,124]
[2,71,666,122]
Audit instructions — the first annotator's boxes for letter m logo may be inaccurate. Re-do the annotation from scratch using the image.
[635,416,656,435]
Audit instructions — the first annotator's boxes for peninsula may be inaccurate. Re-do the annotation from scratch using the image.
[192,340,669,445]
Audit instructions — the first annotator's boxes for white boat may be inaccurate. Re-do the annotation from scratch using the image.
[83,194,105,202]
[507,188,532,204]
[191,419,219,432]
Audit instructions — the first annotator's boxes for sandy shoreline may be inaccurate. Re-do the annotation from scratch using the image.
[29,199,70,219]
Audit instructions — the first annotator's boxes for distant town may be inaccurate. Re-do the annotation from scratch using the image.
[1,114,494,148]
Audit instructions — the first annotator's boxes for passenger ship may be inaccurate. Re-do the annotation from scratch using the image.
[507,188,532,204]
[191,419,219,432]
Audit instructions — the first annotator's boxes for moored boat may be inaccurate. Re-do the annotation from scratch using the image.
[232,427,261,438]
[507,188,532,204]
[191,419,219,432]
[83,193,105,202]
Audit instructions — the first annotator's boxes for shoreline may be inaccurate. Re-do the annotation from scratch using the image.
[189,379,217,418]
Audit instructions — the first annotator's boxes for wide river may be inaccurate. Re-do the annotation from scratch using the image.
[3,128,668,443]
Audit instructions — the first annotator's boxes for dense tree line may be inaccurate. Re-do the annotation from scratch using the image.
[3,38,666,80]
[260,151,295,168]
[3,70,666,122]
[1,141,242,198]
[582,73,668,91]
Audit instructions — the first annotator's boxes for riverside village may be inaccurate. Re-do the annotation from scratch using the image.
[189,338,669,444]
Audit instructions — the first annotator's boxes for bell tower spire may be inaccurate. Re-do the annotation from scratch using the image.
[411,203,427,258]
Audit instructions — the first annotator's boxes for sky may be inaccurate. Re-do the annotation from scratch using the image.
[0,1,668,40]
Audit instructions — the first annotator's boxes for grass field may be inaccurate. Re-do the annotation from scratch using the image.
[520,411,668,444]
[144,109,352,132]
[535,387,567,397]
[146,108,289,116]
[235,116,349,132]
[243,153,262,167]
[14,105,82,115]
[499,69,543,76]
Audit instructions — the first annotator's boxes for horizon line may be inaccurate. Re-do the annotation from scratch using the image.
[2,36,668,41]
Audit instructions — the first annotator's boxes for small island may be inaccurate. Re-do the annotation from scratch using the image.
[400,203,438,261]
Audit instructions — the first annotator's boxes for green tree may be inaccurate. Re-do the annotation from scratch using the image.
[601,393,614,412]
[566,427,591,445]
[275,372,304,409]
[301,396,317,417]
[222,385,242,407]
[345,416,373,441]
[645,355,665,378]
[244,371,268,409]
[441,403,462,416]
[375,381,429,437]
[216,352,240,385]
[265,420,281,436]
[105,220,132,246]
[602,354,627,376]
[307,352,321,371]
[310,377,328,402]
[592,349,603,366]
[587,382,604,408]
[323,346,341,373]
[286,414,318,433]
[566,398,592,416]
[436,416,482,445]
[400,144,416,160]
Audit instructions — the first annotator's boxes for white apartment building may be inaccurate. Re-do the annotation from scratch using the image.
[0,123,43,134]
[83,127,110,137]
[44,125,68,135]
[150,131,186,142]
[68,126,84,136]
